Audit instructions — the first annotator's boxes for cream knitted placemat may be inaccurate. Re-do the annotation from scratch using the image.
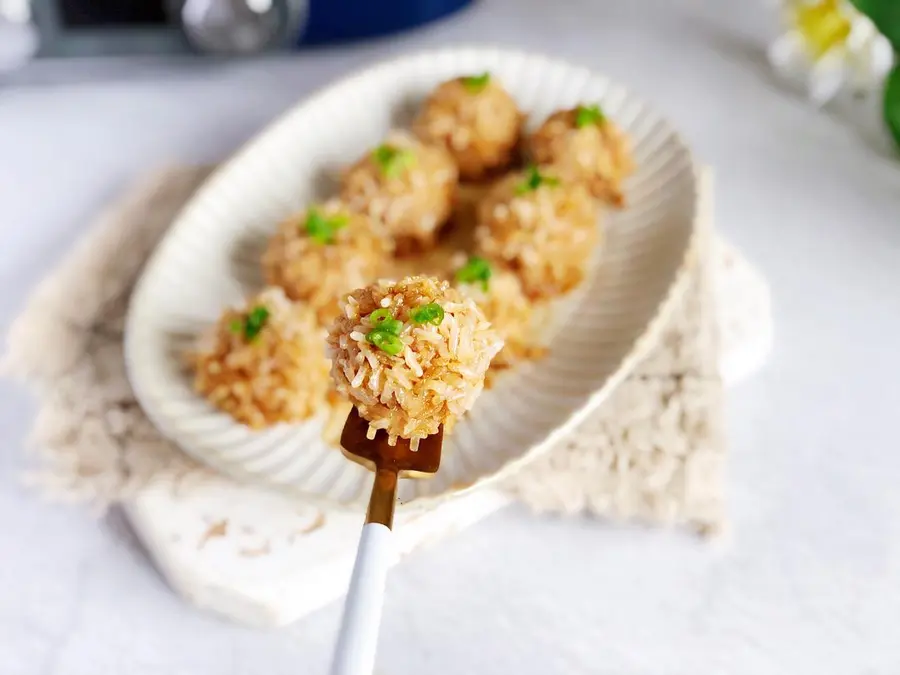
[3,165,726,534]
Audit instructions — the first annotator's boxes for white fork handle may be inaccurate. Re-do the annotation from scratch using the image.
[329,523,395,675]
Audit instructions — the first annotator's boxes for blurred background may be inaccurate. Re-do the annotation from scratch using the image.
[2,1,900,674]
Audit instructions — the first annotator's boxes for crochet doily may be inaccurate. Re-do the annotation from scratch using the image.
[2,166,724,534]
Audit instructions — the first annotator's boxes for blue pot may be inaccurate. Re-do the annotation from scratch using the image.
[295,0,473,46]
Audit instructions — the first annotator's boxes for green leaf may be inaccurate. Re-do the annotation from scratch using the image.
[849,0,900,50]
[884,63,900,150]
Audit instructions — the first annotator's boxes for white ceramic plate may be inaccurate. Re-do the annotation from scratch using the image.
[125,46,699,510]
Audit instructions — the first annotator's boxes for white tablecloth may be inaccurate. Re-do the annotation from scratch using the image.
[2,1,898,673]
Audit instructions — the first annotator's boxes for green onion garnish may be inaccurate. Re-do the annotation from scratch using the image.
[304,208,349,245]
[368,309,403,336]
[379,318,403,336]
[410,302,445,326]
[461,72,491,93]
[369,308,394,325]
[366,329,404,355]
[575,104,606,128]
[515,164,560,195]
[229,319,243,334]
[372,144,416,178]
[240,305,270,342]
[455,256,492,291]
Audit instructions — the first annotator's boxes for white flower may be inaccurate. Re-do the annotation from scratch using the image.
[768,0,894,105]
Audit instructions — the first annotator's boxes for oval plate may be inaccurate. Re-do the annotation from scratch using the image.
[125,46,699,510]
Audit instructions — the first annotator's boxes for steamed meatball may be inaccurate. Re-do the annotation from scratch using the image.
[327,276,503,446]
[340,131,458,253]
[475,165,599,300]
[450,254,541,369]
[190,287,330,429]
[262,200,392,323]
[414,73,522,182]
[527,104,634,207]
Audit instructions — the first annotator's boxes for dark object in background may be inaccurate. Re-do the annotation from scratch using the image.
[31,0,187,56]
[59,0,167,26]
[298,0,472,45]
[29,0,474,58]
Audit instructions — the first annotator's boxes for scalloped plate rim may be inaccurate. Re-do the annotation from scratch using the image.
[124,44,701,512]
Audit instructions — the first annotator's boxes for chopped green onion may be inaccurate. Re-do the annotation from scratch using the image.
[367,309,403,336]
[371,144,416,178]
[366,329,404,355]
[461,72,491,93]
[379,318,404,336]
[304,208,349,245]
[575,104,606,128]
[455,255,492,291]
[515,164,560,195]
[228,318,243,334]
[410,302,445,326]
[242,306,270,342]
[368,308,394,326]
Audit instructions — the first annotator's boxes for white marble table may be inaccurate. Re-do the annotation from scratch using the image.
[2,1,899,673]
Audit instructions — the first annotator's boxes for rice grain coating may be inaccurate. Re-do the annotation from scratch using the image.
[527,107,634,206]
[475,168,599,300]
[340,131,458,252]
[261,200,392,323]
[452,262,540,369]
[327,276,503,446]
[191,287,330,429]
[414,76,522,181]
